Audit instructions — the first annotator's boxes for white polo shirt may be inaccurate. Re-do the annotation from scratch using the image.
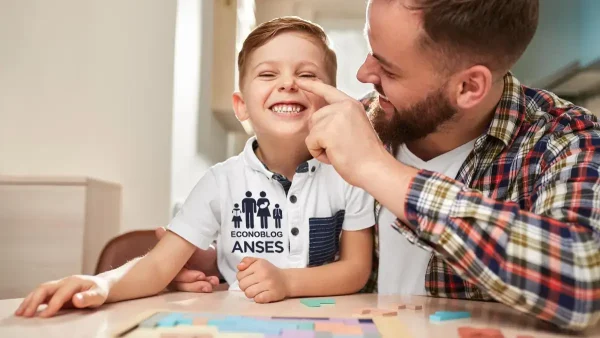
[168,137,375,290]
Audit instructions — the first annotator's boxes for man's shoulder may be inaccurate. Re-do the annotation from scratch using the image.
[358,91,379,111]
[522,86,600,136]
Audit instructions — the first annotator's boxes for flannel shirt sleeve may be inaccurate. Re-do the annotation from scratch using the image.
[393,129,600,331]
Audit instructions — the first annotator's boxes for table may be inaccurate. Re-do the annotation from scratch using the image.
[0,292,597,337]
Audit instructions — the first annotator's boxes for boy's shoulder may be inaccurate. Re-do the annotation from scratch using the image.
[208,153,246,177]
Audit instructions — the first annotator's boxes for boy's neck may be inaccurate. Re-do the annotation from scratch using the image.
[254,135,312,180]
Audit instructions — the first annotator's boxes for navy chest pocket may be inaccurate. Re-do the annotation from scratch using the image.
[308,210,345,267]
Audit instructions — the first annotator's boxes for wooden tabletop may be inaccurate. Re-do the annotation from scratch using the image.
[0,292,597,337]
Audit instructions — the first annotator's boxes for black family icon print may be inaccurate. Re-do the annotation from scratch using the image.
[257,191,271,229]
[241,191,257,229]
[231,191,285,254]
[234,191,284,231]
[231,204,242,229]
[273,204,283,229]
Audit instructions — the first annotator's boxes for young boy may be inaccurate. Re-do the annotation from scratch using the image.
[15,17,374,318]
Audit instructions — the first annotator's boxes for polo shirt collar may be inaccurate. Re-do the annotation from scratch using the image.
[242,136,322,179]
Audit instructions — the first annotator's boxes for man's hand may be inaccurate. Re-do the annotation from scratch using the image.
[15,275,109,318]
[297,79,390,188]
[236,257,290,303]
[155,227,220,292]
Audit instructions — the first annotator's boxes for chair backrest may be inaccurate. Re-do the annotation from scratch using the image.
[95,230,158,274]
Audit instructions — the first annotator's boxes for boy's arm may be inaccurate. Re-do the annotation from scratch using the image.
[237,227,373,303]
[16,231,198,318]
[103,231,196,302]
[285,227,372,297]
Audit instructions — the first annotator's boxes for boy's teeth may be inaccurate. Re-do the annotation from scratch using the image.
[271,104,304,114]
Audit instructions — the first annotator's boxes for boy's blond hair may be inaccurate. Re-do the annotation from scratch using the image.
[237,16,337,88]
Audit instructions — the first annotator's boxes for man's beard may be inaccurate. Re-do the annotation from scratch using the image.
[369,86,458,152]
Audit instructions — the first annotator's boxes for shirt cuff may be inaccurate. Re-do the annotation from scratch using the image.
[167,218,215,250]
[394,169,464,246]
[342,212,376,231]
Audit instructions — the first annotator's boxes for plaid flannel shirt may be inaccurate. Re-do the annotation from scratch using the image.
[360,73,600,331]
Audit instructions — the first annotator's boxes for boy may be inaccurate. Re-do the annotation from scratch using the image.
[15,17,374,318]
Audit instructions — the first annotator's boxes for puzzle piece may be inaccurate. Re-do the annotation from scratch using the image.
[355,308,398,317]
[120,312,386,337]
[300,298,336,307]
[430,311,472,322]
[457,326,505,338]
[373,316,412,338]
[405,304,422,310]
[157,313,185,327]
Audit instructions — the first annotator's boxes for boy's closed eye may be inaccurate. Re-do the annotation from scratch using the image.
[258,72,277,78]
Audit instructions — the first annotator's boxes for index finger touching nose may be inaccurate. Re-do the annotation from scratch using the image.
[296,79,352,104]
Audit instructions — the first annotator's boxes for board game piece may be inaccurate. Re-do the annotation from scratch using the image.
[354,308,397,317]
[457,326,505,337]
[405,304,422,310]
[157,313,184,327]
[300,298,336,308]
[373,316,413,338]
[313,332,333,338]
[430,311,472,322]
[113,312,387,337]
[280,329,316,337]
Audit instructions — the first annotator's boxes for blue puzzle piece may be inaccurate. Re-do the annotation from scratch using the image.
[156,313,185,327]
[175,318,193,326]
[429,311,471,322]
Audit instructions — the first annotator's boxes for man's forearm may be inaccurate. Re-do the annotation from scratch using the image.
[358,151,419,224]
[388,169,600,330]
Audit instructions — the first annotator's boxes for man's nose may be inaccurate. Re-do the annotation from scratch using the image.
[357,54,381,85]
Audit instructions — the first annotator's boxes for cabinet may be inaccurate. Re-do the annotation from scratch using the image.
[0,176,121,299]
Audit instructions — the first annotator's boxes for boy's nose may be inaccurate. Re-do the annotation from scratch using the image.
[278,79,298,92]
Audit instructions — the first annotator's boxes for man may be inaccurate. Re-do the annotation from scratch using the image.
[162,0,600,331]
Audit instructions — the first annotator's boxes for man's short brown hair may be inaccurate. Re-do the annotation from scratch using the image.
[405,0,539,73]
[237,16,337,88]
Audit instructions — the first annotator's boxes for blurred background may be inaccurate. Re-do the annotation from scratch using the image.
[0,0,599,299]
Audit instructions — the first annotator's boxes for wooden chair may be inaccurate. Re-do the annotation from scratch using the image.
[95,230,158,274]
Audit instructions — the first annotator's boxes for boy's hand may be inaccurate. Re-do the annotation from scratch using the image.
[14,275,110,318]
[236,257,290,303]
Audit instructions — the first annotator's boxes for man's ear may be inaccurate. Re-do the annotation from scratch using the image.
[452,65,493,110]
[232,92,249,122]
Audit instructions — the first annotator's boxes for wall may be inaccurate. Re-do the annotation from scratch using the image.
[512,0,581,86]
[584,95,600,117]
[0,0,177,232]
[170,0,229,215]
[580,0,600,66]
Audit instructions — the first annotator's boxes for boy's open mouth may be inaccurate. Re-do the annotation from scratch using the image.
[269,103,307,114]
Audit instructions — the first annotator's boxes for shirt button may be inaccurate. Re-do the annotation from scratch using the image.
[290,195,297,203]
[291,227,299,236]
[311,166,316,172]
